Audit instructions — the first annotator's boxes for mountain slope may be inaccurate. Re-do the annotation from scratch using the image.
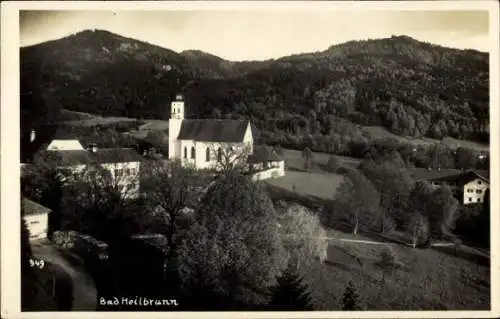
[20,30,489,146]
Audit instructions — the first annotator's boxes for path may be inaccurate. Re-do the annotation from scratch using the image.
[31,239,97,311]
[284,234,491,259]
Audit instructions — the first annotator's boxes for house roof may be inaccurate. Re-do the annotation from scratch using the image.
[47,139,85,151]
[177,119,250,143]
[247,145,283,163]
[410,168,462,181]
[49,148,142,166]
[411,168,490,184]
[22,197,51,216]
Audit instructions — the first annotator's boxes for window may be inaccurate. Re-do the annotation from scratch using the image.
[191,146,196,159]
[217,148,222,161]
[206,147,210,162]
[126,168,131,175]
[467,189,473,193]
[477,198,481,202]
[468,198,472,202]
[476,189,482,194]
[184,147,187,159]
[30,220,40,225]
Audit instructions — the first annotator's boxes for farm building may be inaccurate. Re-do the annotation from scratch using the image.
[21,197,51,241]
[411,169,490,205]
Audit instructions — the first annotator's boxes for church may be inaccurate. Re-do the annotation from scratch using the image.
[168,94,254,170]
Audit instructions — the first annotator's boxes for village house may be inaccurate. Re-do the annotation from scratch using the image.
[38,138,143,198]
[247,145,285,180]
[21,197,51,241]
[411,169,490,205]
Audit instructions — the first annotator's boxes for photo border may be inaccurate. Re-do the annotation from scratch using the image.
[2,1,499,318]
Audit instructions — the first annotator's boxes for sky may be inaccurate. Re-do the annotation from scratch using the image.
[19,9,491,61]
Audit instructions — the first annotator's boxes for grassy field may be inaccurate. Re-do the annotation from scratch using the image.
[266,170,344,200]
[264,148,356,201]
[363,126,490,152]
[302,235,490,310]
[280,148,361,172]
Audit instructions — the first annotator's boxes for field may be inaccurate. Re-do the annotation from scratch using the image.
[60,109,139,127]
[266,170,344,200]
[280,148,361,172]
[363,126,490,152]
[302,235,490,310]
[265,148,358,201]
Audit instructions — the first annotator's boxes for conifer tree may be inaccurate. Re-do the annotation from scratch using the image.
[341,280,362,310]
[268,264,314,310]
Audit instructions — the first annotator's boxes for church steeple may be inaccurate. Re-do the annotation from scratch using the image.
[171,94,185,120]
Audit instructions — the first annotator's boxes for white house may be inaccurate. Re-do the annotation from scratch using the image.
[43,139,143,198]
[22,197,51,241]
[462,173,489,204]
[247,146,285,181]
[168,94,254,170]
[412,169,490,205]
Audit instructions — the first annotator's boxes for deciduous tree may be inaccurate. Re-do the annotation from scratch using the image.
[177,171,287,306]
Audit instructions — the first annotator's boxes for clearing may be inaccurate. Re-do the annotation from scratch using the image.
[363,126,489,152]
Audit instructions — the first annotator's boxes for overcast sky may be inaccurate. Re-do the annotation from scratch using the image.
[20,9,490,61]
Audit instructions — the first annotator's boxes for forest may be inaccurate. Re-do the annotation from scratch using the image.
[20,30,490,156]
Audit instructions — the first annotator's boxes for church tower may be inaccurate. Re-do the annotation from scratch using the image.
[168,94,185,159]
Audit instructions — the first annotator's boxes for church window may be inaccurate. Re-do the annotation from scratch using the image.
[191,146,196,159]
[206,147,210,162]
[184,147,187,158]
[217,148,222,162]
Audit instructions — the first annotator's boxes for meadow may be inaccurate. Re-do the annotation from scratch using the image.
[363,126,490,152]
[302,236,490,310]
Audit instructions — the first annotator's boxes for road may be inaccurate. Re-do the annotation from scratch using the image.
[31,239,97,311]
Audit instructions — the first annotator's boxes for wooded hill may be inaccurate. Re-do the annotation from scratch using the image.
[21,29,489,146]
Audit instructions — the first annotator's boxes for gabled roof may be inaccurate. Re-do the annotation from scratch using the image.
[411,168,490,184]
[247,145,283,163]
[177,119,250,143]
[22,197,51,216]
[49,148,142,166]
[410,169,462,181]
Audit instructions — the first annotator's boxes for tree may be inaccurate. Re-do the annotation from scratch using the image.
[277,204,328,268]
[362,160,414,233]
[341,280,362,310]
[302,147,313,171]
[406,213,430,248]
[326,155,340,173]
[335,170,380,235]
[177,171,287,306]
[376,246,397,290]
[60,159,141,242]
[431,186,460,239]
[140,159,196,257]
[268,263,314,310]
[210,143,252,174]
[21,150,68,239]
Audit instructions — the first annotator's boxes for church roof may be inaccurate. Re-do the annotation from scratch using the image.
[177,119,250,143]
